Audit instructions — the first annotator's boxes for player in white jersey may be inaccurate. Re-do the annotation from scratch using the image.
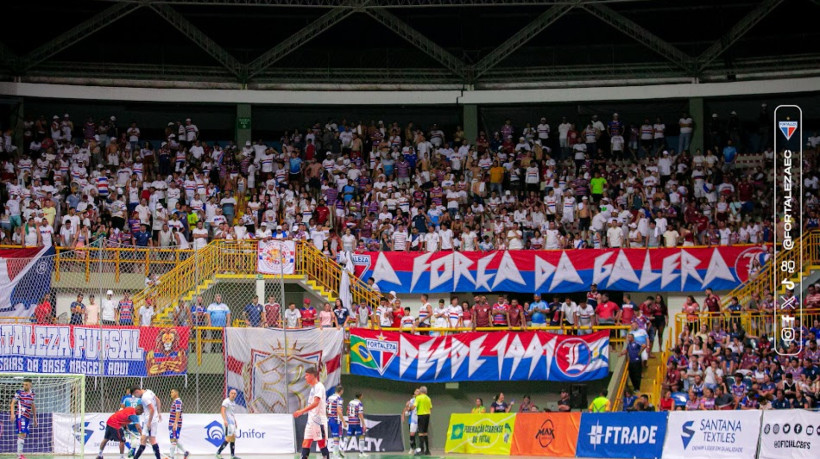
[326,386,346,459]
[401,389,419,455]
[216,389,239,459]
[132,388,162,459]
[293,367,330,459]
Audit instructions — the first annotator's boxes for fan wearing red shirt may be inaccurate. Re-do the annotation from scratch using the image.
[491,296,510,328]
[619,294,636,325]
[34,295,53,324]
[472,298,492,330]
[391,303,404,328]
[301,299,317,327]
[595,294,619,325]
[508,300,526,330]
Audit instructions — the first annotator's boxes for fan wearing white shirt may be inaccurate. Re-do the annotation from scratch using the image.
[438,224,454,250]
[424,228,440,253]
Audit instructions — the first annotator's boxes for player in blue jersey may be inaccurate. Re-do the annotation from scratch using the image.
[401,389,419,455]
[10,378,37,459]
[326,386,345,459]
[121,388,142,457]
[166,389,189,459]
[346,394,367,457]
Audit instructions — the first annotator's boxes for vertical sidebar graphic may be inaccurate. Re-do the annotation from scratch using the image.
[773,105,803,356]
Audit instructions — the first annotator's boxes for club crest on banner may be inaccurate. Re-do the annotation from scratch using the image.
[555,339,593,378]
[779,120,798,140]
[350,333,398,376]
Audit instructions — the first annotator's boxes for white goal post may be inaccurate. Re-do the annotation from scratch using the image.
[0,373,85,456]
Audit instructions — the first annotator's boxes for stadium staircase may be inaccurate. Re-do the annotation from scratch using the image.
[642,229,820,406]
[131,240,381,325]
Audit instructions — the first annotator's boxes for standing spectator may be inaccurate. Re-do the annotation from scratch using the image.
[318,303,338,329]
[301,299,317,328]
[471,297,491,331]
[34,294,53,325]
[557,389,572,412]
[678,112,694,153]
[333,299,351,329]
[528,293,547,328]
[101,290,118,326]
[243,295,264,327]
[70,293,86,325]
[139,300,155,327]
[622,333,645,391]
[118,292,134,326]
[285,303,302,329]
[191,295,208,330]
[86,294,100,326]
[264,296,282,328]
[206,294,231,352]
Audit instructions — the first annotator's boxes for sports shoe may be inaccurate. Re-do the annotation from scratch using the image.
[215,454,223,459]
[184,452,189,459]
[128,450,135,458]
[407,450,415,455]
[231,456,241,459]
[20,455,27,459]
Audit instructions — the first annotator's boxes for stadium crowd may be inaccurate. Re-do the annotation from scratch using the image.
[655,287,820,411]
[2,108,817,254]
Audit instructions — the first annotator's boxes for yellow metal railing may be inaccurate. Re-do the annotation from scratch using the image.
[611,356,630,412]
[721,230,820,309]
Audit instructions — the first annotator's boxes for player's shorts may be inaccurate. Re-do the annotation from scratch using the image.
[409,421,418,434]
[328,419,341,438]
[169,426,181,440]
[346,424,363,437]
[141,415,159,437]
[224,422,236,438]
[104,425,124,442]
[15,416,30,435]
[304,422,328,442]
[417,414,430,434]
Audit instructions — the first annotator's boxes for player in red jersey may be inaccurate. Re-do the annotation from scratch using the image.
[97,405,144,459]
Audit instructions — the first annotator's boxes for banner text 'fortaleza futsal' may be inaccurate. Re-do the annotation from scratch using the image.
[350,329,608,382]
[0,325,189,377]
[353,246,768,293]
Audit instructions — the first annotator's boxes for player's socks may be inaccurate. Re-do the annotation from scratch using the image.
[410,433,416,451]
[169,443,176,459]
[358,439,365,454]
[217,441,227,455]
[320,446,330,459]
[152,444,161,459]
[17,438,24,455]
[229,442,235,456]
[301,447,310,459]
[134,445,146,459]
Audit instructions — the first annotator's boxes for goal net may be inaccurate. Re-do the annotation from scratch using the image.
[0,373,85,456]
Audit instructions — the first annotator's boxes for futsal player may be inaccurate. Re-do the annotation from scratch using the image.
[216,388,239,459]
[293,367,330,459]
[346,393,367,457]
[10,378,37,459]
[326,386,345,459]
[167,389,190,459]
[132,388,162,459]
[97,405,144,459]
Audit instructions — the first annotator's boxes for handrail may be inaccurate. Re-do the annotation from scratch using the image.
[611,354,630,412]
[720,230,820,309]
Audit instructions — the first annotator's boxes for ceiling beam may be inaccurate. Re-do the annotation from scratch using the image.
[97,0,648,8]
[583,3,693,73]
[697,0,784,71]
[365,8,465,78]
[246,5,356,79]
[471,2,576,80]
[149,3,245,79]
[22,3,142,72]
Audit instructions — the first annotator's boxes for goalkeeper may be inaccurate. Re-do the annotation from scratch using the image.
[120,388,142,457]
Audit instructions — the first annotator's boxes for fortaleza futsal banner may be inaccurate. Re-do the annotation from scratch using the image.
[353,246,768,293]
[0,325,189,377]
[350,329,608,382]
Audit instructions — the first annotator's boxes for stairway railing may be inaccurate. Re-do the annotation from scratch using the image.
[721,230,820,308]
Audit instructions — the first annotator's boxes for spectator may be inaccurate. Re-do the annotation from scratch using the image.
[264,296,282,328]
[471,398,486,414]
[518,395,537,413]
[70,293,86,325]
[285,302,302,329]
[332,299,351,328]
[243,295,264,327]
[206,294,230,352]
[301,299,317,328]
[622,332,645,391]
[101,290,118,325]
[557,389,571,412]
[139,300,155,327]
[659,390,675,411]
[34,294,53,325]
[489,393,513,413]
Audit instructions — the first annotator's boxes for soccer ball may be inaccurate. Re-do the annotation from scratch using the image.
[415,448,421,454]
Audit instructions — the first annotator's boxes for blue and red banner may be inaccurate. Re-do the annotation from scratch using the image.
[353,246,768,294]
[0,325,189,377]
[350,329,609,383]
[0,246,55,318]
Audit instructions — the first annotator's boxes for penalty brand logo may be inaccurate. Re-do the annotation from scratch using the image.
[204,420,224,447]
[681,420,695,449]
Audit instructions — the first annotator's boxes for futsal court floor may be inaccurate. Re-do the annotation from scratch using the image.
[27,454,599,459]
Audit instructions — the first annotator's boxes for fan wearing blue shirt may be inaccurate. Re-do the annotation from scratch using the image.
[528,294,548,327]
[722,140,737,168]
[207,294,231,352]
[243,295,264,327]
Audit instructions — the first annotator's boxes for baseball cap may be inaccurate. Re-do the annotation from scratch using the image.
[107,290,114,295]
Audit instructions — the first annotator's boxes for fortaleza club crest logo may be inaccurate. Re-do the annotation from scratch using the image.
[204,420,225,447]
[349,333,398,376]
[779,121,798,140]
[555,339,592,377]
